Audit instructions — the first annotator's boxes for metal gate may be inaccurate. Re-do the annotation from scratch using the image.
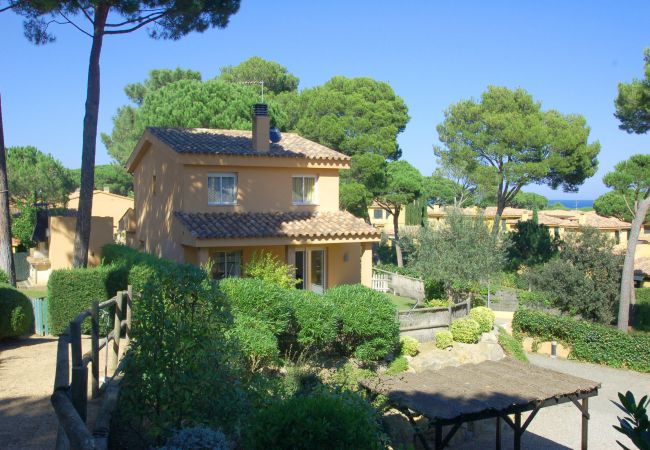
[14,252,29,282]
[30,297,50,336]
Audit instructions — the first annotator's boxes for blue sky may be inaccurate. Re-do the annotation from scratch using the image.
[1,1,648,199]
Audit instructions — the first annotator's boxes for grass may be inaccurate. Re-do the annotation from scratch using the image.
[384,292,417,311]
[18,286,48,299]
[497,325,528,362]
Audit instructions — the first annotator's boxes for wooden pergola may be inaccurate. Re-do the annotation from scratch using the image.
[360,358,600,450]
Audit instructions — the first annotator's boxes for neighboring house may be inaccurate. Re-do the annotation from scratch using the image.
[368,202,405,238]
[126,104,380,291]
[26,209,113,286]
[67,189,133,236]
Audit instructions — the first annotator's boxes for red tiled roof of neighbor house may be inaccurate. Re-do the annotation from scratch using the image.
[636,257,650,275]
[580,211,631,229]
[483,207,530,217]
[148,127,350,161]
[175,210,381,240]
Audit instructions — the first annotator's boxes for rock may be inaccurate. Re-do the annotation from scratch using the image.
[382,409,415,449]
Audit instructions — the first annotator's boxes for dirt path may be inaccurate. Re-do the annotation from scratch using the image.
[0,336,107,449]
[0,337,60,449]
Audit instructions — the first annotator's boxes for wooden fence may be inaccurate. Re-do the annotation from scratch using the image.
[52,287,133,450]
[30,297,50,336]
[372,268,425,301]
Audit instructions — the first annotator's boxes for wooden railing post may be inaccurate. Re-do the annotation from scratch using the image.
[123,286,132,350]
[109,291,124,373]
[69,320,88,423]
[91,301,99,399]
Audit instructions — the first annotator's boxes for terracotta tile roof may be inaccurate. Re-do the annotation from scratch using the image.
[175,211,380,240]
[148,128,349,161]
[537,213,576,227]
[581,211,631,229]
[636,258,650,275]
[483,207,529,217]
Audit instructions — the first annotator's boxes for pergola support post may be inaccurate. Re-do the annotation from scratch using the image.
[581,398,589,450]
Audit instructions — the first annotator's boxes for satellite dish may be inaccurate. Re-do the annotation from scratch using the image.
[270,127,282,143]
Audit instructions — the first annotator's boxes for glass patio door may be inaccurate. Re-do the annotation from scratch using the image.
[310,249,325,294]
[293,248,326,293]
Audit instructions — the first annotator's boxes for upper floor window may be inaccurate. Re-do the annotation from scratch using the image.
[373,209,383,219]
[208,173,237,205]
[292,175,317,205]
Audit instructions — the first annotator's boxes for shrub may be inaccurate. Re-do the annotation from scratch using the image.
[325,284,399,362]
[386,356,409,375]
[450,317,481,344]
[634,288,650,332]
[290,290,338,350]
[399,336,419,356]
[513,309,650,372]
[469,306,495,333]
[435,330,453,349]
[496,326,527,362]
[327,362,375,393]
[0,285,34,339]
[426,298,450,308]
[120,263,247,442]
[48,264,128,335]
[244,252,296,289]
[161,427,229,450]
[0,270,9,284]
[247,390,384,450]
[517,290,552,308]
[219,278,292,336]
[230,316,279,372]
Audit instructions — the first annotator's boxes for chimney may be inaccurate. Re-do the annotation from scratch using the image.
[251,103,270,152]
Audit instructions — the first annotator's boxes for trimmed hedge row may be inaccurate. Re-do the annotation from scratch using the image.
[0,284,34,339]
[219,278,399,364]
[513,309,650,372]
[48,264,128,335]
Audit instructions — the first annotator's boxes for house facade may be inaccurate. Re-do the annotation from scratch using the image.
[126,104,380,291]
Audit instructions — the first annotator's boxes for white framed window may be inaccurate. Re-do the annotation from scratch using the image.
[208,173,237,205]
[292,175,317,205]
[212,251,242,280]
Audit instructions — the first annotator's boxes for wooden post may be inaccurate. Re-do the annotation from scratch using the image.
[91,301,99,399]
[514,412,522,450]
[123,286,132,350]
[109,291,123,373]
[435,423,442,450]
[69,320,87,423]
[581,398,589,450]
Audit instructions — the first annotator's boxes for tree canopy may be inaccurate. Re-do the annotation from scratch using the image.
[602,154,650,209]
[102,68,203,165]
[6,146,75,205]
[435,86,600,222]
[510,192,549,210]
[71,164,133,197]
[296,76,409,160]
[217,56,299,95]
[422,172,475,207]
[594,190,649,222]
[615,48,650,134]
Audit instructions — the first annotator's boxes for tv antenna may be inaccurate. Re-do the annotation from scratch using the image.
[240,80,265,103]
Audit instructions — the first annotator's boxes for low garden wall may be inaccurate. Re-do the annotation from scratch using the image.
[372,268,425,301]
[398,300,470,342]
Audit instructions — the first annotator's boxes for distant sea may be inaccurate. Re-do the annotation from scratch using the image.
[548,199,594,209]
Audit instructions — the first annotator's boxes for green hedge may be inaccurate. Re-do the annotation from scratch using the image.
[0,284,34,339]
[469,306,495,333]
[247,390,384,450]
[48,264,128,335]
[325,284,400,362]
[450,317,481,343]
[513,309,650,372]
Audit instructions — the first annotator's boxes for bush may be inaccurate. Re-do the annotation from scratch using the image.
[48,264,128,335]
[399,336,419,356]
[386,356,409,375]
[513,309,650,372]
[120,263,247,442]
[469,306,495,333]
[425,298,450,308]
[496,326,527,362]
[247,390,384,450]
[435,330,453,349]
[244,252,296,289]
[219,278,292,336]
[230,316,279,372]
[0,270,9,284]
[327,362,375,393]
[634,288,650,332]
[0,285,34,339]
[450,317,481,344]
[161,426,229,450]
[290,290,338,350]
[325,284,399,362]
[517,290,552,308]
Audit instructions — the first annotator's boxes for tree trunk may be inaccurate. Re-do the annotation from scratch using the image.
[617,196,650,332]
[493,198,506,235]
[0,94,16,286]
[394,208,403,267]
[73,6,109,267]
